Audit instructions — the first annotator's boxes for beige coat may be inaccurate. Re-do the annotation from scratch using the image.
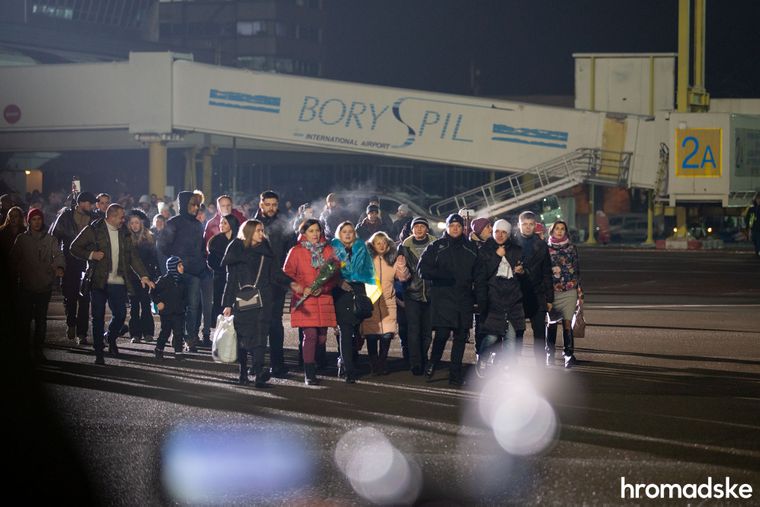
[360,254,410,336]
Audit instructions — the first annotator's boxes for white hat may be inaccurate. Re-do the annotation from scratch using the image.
[139,194,151,204]
[493,219,511,234]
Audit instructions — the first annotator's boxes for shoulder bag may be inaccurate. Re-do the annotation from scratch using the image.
[235,256,265,312]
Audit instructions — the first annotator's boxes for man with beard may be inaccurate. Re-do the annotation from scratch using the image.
[254,190,295,377]
[157,191,206,352]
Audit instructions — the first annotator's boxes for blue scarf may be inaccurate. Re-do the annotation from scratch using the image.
[330,238,376,284]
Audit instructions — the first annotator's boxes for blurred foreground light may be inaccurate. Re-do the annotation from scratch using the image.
[335,427,421,505]
[673,227,678,233]
[24,170,31,175]
[162,423,313,504]
[477,373,558,456]
[437,222,446,230]
[707,227,713,233]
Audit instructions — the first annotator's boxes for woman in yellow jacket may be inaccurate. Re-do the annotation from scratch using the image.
[360,231,410,375]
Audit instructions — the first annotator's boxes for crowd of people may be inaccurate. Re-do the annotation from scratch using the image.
[2,186,586,388]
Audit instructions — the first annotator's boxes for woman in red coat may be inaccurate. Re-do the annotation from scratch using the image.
[283,218,338,385]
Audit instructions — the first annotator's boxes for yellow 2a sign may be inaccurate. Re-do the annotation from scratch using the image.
[675,128,722,177]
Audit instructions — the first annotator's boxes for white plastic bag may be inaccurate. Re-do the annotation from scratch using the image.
[212,314,238,364]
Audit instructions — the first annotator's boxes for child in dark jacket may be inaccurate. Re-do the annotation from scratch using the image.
[151,256,187,360]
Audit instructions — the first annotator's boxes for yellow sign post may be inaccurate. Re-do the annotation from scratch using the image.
[675,128,722,177]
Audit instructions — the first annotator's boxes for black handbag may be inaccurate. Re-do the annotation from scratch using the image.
[79,237,99,297]
[352,291,374,320]
[235,257,264,312]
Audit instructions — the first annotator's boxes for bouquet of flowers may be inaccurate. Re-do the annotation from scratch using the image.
[292,258,343,310]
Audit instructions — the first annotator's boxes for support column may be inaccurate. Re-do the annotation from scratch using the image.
[676,0,690,113]
[149,142,167,199]
[184,147,197,190]
[644,190,655,244]
[202,148,213,201]
[675,206,688,238]
[585,183,596,244]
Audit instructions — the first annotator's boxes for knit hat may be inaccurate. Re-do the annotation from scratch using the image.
[410,216,429,229]
[77,191,96,204]
[366,204,380,214]
[470,217,490,236]
[535,222,546,234]
[26,207,44,225]
[166,256,183,282]
[446,213,465,227]
[493,219,512,234]
[397,204,411,214]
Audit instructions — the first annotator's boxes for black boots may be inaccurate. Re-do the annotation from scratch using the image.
[377,336,391,375]
[304,363,319,385]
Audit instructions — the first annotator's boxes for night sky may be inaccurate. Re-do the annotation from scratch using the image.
[326,0,760,99]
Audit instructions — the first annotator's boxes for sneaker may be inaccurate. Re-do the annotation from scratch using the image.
[564,354,577,369]
[143,335,154,343]
[475,355,487,379]
[449,377,466,388]
[545,353,555,367]
[76,335,89,346]
[67,325,76,341]
[184,344,197,353]
[154,348,164,360]
[424,362,436,380]
[130,336,142,344]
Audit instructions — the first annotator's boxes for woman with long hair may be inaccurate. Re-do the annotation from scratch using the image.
[222,219,289,387]
[330,221,376,383]
[283,218,338,385]
[126,209,160,343]
[361,231,409,375]
[208,214,241,321]
[546,220,582,368]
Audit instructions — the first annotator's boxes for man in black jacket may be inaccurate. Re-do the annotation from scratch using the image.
[418,213,479,386]
[253,190,295,377]
[157,191,206,351]
[50,191,96,345]
[514,211,554,365]
[70,204,154,364]
[397,217,436,375]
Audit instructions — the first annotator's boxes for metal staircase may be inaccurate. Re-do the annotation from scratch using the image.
[427,148,632,218]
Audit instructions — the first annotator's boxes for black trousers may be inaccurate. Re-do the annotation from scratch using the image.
[211,270,226,324]
[19,290,51,353]
[525,307,547,359]
[129,288,154,338]
[405,298,432,370]
[156,313,185,352]
[62,264,89,336]
[268,289,287,371]
[429,326,468,380]
[239,333,268,377]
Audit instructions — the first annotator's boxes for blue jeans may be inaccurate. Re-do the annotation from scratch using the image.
[481,322,518,363]
[183,273,201,343]
[91,284,128,353]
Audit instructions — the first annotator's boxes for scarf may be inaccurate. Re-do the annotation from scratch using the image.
[302,238,327,268]
[549,234,570,247]
[331,237,376,284]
